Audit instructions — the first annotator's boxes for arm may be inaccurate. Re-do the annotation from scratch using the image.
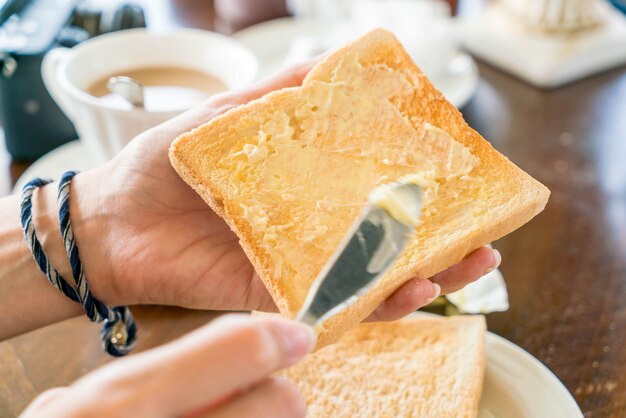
[0,184,82,338]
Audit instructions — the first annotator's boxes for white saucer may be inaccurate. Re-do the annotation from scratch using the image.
[13,140,96,194]
[234,17,479,108]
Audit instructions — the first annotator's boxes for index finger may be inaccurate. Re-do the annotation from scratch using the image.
[430,246,500,294]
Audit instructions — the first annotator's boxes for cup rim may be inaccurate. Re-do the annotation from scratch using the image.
[56,28,258,114]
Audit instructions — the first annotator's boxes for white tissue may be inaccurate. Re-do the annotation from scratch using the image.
[446,269,510,314]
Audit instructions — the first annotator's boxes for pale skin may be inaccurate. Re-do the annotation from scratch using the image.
[1,61,501,417]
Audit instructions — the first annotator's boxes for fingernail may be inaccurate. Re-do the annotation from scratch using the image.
[493,249,502,266]
[424,283,441,305]
[484,249,502,274]
[281,322,316,363]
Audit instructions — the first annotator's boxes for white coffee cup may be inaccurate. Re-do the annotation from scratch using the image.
[42,28,258,164]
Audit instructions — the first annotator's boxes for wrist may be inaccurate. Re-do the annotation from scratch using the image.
[33,182,75,287]
[61,164,121,305]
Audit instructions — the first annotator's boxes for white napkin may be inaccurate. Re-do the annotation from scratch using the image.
[445,269,510,314]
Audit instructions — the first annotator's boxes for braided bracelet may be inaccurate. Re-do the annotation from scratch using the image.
[20,171,137,357]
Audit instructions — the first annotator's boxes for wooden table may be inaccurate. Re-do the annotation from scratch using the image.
[2,1,626,417]
[472,63,626,417]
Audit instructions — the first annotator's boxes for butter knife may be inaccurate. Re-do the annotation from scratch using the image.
[296,180,422,327]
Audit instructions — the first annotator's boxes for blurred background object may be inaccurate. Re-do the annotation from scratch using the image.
[500,0,606,32]
[214,0,287,33]
[235,0,480,108]
[281,0,456,76]
[0,0,79,161]
[287,0,352,20]
[286,0,460,19]
[461,0,626,87]
[0,0,145,160]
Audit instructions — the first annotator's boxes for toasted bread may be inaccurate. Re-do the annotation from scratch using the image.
[279,315,486,417]
[169,29,549,347]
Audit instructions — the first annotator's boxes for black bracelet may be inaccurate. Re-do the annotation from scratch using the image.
[20,171,137,356]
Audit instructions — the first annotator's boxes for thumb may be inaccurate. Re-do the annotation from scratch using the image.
[69,314,315,417]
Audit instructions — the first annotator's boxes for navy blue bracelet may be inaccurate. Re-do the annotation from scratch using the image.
[20,171,137,357]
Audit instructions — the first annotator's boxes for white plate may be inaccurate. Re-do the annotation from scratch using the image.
[13,140,95,194]
[480,330,583,418]
[234,17,479,108]
[408,312,582,417]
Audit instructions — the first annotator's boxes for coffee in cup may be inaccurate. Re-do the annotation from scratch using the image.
[86,66,228,111]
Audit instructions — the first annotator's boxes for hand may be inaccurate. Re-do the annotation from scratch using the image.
[21,314,314,418]
[69,62,502,318]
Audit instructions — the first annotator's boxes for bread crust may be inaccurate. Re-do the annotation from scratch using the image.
[169,29,550,347]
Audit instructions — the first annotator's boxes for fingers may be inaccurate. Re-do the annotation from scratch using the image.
[147,314,314,414]
[71,314,314,417]
[430,246,501,295]
[204,377,306,418]
[366,278,440,322]
[366,246,501,322]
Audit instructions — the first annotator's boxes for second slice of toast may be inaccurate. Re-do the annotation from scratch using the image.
[279,315,486,417]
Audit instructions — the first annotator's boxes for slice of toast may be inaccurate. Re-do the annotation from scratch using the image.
[279,315,487,417]
[169,29,549,347]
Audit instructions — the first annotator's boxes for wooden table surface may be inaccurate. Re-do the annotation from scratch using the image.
[2,1,626,417]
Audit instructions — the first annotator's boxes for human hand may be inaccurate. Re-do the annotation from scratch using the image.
[68,61,501,319]
[21,314,314,418]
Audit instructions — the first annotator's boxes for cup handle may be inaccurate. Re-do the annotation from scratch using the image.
[41,48,76,121]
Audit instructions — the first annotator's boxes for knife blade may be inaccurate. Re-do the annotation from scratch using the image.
[296,181,422,327]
